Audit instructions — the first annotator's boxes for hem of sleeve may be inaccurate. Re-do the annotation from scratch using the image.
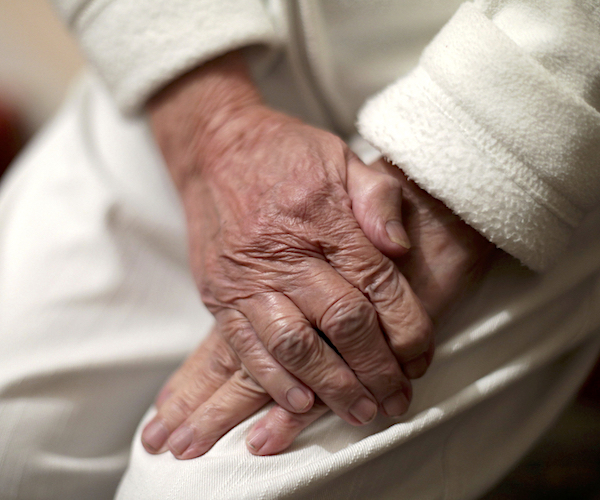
[357,66,572,272]
[73,0,278,114]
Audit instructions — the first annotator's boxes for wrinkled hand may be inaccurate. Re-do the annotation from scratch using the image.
[372,159,496,321]
[142,159,496,459]
[143,53,434,455]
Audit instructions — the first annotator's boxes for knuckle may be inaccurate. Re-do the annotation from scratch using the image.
[364,259,399,301]
[208,340,240,378]
[394,314,433,359]
[322,294,377,346]
[199,285,219,312]
[266,320,317,369]
[409,309,433,345]
[370,173,403,199]
[237,221,275,252]
[318,368,359,401]
[278,183,334,224]
[382,173,403,194]
[226,322,258,357]
[198,401,229,426]
[235,368,268,396]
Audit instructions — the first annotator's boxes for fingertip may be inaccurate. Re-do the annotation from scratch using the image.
[168,426,195,459]
[142,419,170,454]
[356,217,410,260]
[381,390,410,417]
[248,403,331,456]
[247,423,296,456]
[385,220,411,253]
[403,354,429,379]
[348,397,378,425]
[177,443,211,460]
[347,162,408,258]
[286,386,314,413]
[246,426,271,455]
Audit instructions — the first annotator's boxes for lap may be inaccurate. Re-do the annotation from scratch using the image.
[117,240,600,499]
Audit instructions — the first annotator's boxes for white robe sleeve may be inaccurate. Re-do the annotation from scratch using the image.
[51,0,278,113]
[357,1,600,271]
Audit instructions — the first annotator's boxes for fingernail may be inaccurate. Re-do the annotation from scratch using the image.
[286,387,311,412]
[168,426,193,456]
[381,391,409,417]
[385,220,411,249]
[142,420,169,453]
[247,427,269,452]
[349,397,378,424]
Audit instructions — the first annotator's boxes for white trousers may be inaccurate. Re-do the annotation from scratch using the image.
[1,73,600,500]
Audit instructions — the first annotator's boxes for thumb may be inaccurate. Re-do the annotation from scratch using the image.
[347,155,410,259]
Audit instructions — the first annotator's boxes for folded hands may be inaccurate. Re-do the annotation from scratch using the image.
[141,51,495,459]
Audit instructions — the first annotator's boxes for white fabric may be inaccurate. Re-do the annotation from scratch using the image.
[1,72,600,500]
[357,1,600,271]
[53,0,279,113]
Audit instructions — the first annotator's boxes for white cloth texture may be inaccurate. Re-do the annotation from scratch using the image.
[357,1,600,272]
[52,0,280,114]
[1,71,600,500]
[50,0,600,271]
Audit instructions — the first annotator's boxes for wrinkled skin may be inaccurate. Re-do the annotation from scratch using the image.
[146,50,435,459]
[181,109,433,418]
[142,159,496,459]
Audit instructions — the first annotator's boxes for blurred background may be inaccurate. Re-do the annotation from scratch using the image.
[0,0,82,177]
[0,1,598,498]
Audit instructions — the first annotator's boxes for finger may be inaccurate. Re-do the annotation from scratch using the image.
[246,400,330,456]
[155,385,173,408]
[155,328,237,409]
[346,156,434,377]
[141,330,240,454]
[398,335,434,381]
[240,292,382,424]
[347,155,410,259]
[216,308,315,414]
[273,260,413,415]
[403,353,430,379]
[360,157,438,379]
[168,368,272,459]
[321,204,434,369]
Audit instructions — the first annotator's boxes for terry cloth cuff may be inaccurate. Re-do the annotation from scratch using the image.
[358,3,600,272]
[66,0,278,113]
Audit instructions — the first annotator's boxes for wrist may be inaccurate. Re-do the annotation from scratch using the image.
[147,51,264,190]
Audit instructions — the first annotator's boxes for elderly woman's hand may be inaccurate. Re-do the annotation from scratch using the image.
[142,52,433,454]
[142,158,496,459]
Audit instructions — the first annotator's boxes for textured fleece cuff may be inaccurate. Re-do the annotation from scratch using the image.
[358,3,600,272]
[69,0,277,113]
